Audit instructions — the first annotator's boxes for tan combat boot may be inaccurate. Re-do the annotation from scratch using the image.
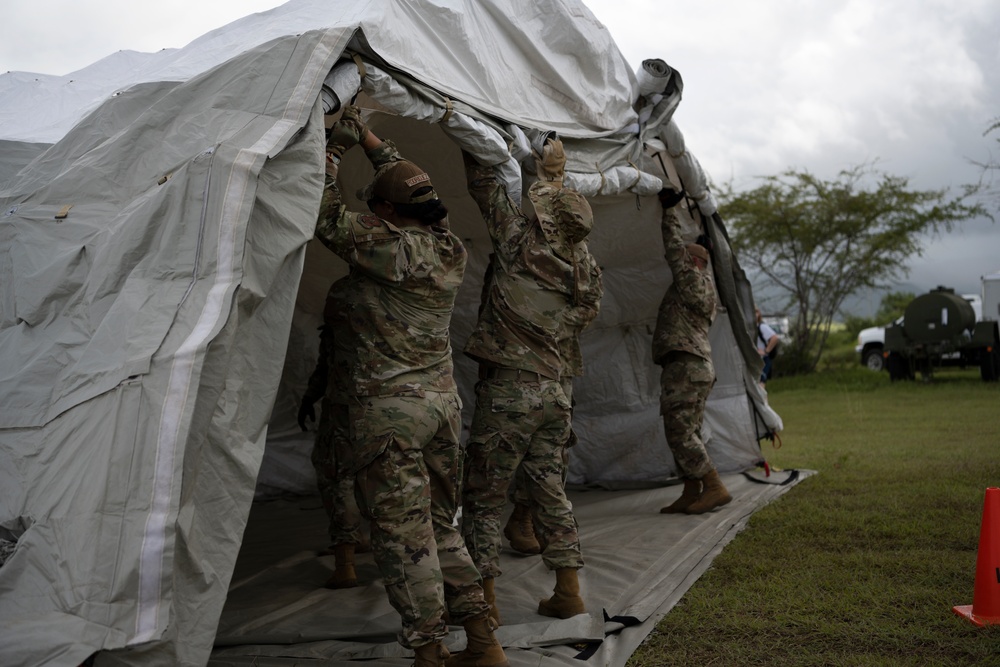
[482,577,502,626]
[319,534,370,556]
[537,568,586,619]
[324,543,358,589]
[503,504,541,555]
[659,478,703,514]
[355,533,372,553]
[445,614,509,667]
[685,469,732,515]
[413,641,450,667]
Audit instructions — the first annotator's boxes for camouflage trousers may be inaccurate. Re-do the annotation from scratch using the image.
[510,378,574,504]
[311,399,362,545]
[462,377,584,578]
[350,391,489,648]
[659,352,715,479]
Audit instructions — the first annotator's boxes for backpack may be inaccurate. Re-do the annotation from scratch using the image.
[758,324,780,360]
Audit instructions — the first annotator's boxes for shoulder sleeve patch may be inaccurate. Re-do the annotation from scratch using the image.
[357,214,383,230]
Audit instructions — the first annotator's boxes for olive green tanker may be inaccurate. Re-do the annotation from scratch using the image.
[884,286,1000,381]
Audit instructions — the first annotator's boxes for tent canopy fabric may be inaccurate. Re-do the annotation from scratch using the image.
[0,2,782,665]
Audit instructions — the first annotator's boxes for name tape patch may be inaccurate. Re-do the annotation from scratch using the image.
[404,173,431,187]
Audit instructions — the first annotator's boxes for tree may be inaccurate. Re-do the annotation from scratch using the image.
[842,290,914,338]
[873,290,914,324]
[718,164,985,374]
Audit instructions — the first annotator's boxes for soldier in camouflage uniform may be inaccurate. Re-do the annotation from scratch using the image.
[315,106,507,667]
[652,188,732,515]
[460,137,601,623]
[504,253,603,556]
[298,275,365,588]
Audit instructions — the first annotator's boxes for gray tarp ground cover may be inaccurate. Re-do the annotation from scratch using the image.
[209,471,810,667]
[0,2,784,665]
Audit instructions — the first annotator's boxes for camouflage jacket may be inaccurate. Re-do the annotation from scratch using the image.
[462,154,602,380]
[559,249,603,378]
[315,143,467,396]
[652,207,717,365]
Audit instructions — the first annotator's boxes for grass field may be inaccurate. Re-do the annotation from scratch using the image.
[627,367,1000,666]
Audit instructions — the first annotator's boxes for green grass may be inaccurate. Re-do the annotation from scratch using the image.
[627,367,1000,666]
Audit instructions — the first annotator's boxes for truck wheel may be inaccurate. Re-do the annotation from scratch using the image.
[981,347,1000,382]
[862,347,884,372]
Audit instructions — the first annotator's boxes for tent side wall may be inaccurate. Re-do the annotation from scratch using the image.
[0,30,347,667]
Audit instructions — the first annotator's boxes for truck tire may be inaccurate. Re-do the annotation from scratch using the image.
[862,347,884,372]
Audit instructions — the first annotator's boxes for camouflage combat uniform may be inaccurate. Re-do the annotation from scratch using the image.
[511,252,603,500]
[460,152,601,578]
[315,141,488,648]
[652,207,718,479]
[301,276,363,546]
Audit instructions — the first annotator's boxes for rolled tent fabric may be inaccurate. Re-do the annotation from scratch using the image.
[637,58,675,97]
[636,58,684,143]
[659,120,717,216]
[321,60,363,113]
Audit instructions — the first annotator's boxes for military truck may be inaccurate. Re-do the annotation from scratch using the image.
[883,286,1000,382]
[856,293,979,372]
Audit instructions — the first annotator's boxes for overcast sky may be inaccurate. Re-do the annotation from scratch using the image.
[4,0,999,308]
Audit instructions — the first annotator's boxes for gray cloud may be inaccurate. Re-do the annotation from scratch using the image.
[596,0,1000,300]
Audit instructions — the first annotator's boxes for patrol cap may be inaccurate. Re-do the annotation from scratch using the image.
[358,160,439,205]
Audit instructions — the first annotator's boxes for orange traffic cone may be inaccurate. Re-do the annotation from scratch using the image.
[953,487,1000,626]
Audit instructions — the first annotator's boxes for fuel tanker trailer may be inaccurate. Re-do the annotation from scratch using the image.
[883,286,1000,382]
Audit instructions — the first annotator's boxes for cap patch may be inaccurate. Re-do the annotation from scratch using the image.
[404,173,430,187]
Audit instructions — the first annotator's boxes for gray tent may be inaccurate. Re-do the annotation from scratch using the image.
[0,1,783,665]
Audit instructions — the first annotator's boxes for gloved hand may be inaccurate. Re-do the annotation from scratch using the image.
[298,398,316,431]
[657,187,685,209]
[326,104,368,159]
[534,137,566,183]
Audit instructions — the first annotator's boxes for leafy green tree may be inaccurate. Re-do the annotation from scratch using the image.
[842,291,914,338]
[841,314,875,339]
[718,164,984,374]
[873,290,914,324]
